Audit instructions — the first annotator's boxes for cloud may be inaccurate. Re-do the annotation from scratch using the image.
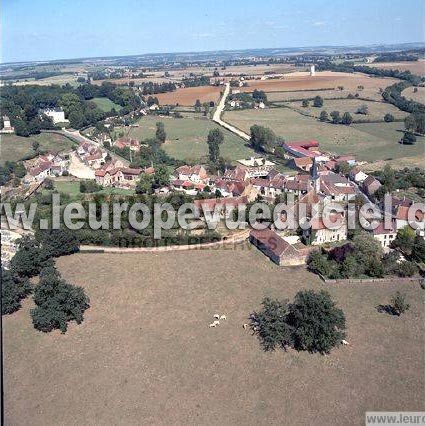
[313,21,326,27]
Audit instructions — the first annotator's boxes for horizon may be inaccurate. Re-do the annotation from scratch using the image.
[2,0,424,63]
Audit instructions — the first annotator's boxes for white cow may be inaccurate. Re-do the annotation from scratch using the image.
[213,320,220,326]
[341,339,350,345]
[209,323,217,328]
[220,315,227,321]
[213,314,220,320]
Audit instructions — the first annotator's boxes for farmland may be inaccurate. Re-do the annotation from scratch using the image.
[401,86,425,104]
[155,86,223,106]
[366,60,425,76]
[285,98,408,122]
[126,115,254,162]
[0,133,75,165]
[4,246,424,425]
[223,107,424,164]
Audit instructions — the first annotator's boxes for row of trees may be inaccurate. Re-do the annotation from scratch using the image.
[319,110,353,125]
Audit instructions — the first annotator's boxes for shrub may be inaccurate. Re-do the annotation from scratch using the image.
[313,96,323,107]
[384,113,394,122]
[36,228,80,257]
[390,291,410,316]
[302,99,309,107]
[396,261,417,277]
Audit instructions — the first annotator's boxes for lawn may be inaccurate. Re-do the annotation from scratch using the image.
[223,107,424,165]
[91,97,122,112]
[3,245,424,424]
[127,115,255,162]
[0,133,75,165]
[285,98,408,122]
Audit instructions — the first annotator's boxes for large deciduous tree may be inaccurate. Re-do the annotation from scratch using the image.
[207,128,224,163]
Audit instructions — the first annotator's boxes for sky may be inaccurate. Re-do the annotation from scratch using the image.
[2,0,424,63]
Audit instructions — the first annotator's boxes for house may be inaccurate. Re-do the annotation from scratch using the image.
[395,205,424,236]
[193,196,248,220]
[305,214,348,245]
[251,173,287,200]
[292,157,313,172]
[249,228,307,266]
[40,107,69,124]
[335,155,356,166]
[24,161,52,183]
[362,175,382,198]
[222,166,250,182]
[174,165,208,183]
[0,116,14,134]
[113,137,140,152]
[95,167,142,187]
[372,221,397,248]
[236,157,275,178]
[349,167,368,184]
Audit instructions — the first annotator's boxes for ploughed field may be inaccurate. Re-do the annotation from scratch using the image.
[4,245,424,425]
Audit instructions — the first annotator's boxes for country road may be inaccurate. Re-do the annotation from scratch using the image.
[212,83,250,141]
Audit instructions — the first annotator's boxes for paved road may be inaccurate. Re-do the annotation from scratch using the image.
[212,83,250,141]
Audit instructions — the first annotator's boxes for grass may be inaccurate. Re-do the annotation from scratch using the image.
[91,97,122,112]
[3,245,424,424]
[286,98,408,122]
[224,107,424,165]
[127,115,255,162]
[0,133,75,165]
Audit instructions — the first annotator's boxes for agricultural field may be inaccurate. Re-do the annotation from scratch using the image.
[0,133,75,165]
[12,73,79,87]
[239,71,400,96]
[223,107,424,165]
[401,86,425,104]
[286,98,408,122]
[3,246,424,425]
[91,97,122,112]
[127,115,255,162]
[155,86,223,106]
[366,60,425,77]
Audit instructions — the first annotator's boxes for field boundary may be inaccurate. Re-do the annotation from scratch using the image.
[317,273,421,284]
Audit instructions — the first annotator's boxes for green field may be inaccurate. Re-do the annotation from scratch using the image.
[0,133,75,165]
[127,115,255,162]
[286,98,408,122]
[224,108,424,165]
[91,97,122,112]
[51,179,134,199]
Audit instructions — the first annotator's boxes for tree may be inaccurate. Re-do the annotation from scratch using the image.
[35,228,80,257]
[356,104,368,115]
[249,297,293,351]
[153,165,170,188]
[412,236,425,263]
[319,110,329,122]
[401,132,416,145]
[404,114,417,132]
[381,164,396,192]
[252,89,267,103]
[1,268,32,315]
[302,99,309,108]
[10,236,52,278]
[391,226,416,255]
[31,267,90,333]
[194,99,202,112]
[396,261,417,277]
[330,110,340,124]
[249,125,275,151]
[207,128,224,163]
[136,173,153,194]
[390,291,410,316]
[341,112,353,125]
[288,290,346,354]
[32,140,40,152]
[155,122,166,144]
[313,96,323,107]
[384,113,394,122]
[307,250,332,277]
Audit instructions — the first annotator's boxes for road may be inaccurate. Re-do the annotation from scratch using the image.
[212,83,250,141]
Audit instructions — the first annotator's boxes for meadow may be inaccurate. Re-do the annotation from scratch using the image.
[223,107,424,165]
[0,133,75,165]
[366,60,425,77]
[91,97,122,112]
[3,245,424,425]
[285,98,408,122]
[401,86,425,104]
[127,115,255,162]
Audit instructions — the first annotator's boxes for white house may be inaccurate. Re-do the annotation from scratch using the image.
[349,168,368,184]
[0,116,15,134]
[40,108,69,124]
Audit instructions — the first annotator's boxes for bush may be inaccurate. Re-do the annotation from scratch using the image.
[384,113,394,122]
[302,99,309,107]
[313,96,323,107]
[401,132,416,145]
[31,267,90,333]
[390,291,410,316]
[1,268,32,315]
[396,261,417,277]
[288,290,346,354]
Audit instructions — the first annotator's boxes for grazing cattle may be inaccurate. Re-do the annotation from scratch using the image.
[213,314,220,320]
[220,315,227,320]
[213,320,220,326]
[209,323,217,328]
[341,339,350,345]
[243,323,248,330]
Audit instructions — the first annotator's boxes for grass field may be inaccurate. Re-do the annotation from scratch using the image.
[51,179,134,199]
[0,133,75,165]
[3,245,424,425]
[156,86,223,106]
[91,97,122,112]
[127,115,255,162]
[285,98,408,122]
[401,86,425,104]
[366,60,425,77]
[224,107,424,164]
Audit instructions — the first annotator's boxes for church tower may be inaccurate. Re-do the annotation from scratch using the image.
[309,158,320,193]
